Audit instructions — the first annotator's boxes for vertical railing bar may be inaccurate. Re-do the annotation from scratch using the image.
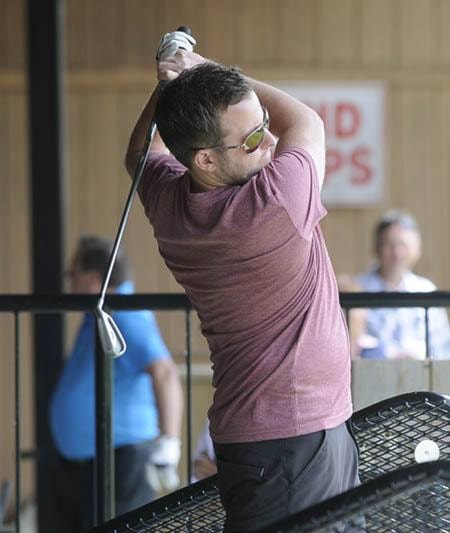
[424,307,430,359]
[14,311,21,533]
[185,309,192,485]
[94,319,115,525]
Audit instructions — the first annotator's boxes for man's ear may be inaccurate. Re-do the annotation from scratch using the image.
[192,149,218,174]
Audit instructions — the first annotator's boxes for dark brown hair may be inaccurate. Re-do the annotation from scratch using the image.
[76,235,130,288]
[155,62,252,169]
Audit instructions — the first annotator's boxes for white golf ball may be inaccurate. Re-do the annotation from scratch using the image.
[414,439,440,463]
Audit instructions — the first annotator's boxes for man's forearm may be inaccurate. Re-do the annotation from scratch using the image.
[152,362,183,437]
[246,77,318,139]
[125,84,167,176]
[125,50,207,177]
[247,76,325,181]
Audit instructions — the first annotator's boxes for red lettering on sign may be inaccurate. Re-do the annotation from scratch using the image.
[324,146,373,187]
[335,103,360,138]
[325,148,344,183]
[350,147,372,185]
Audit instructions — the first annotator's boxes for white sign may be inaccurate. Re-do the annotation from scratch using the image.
[272,82,386,207]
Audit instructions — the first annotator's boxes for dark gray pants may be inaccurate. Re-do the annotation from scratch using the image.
[214,420,360,532]
[47,441,155,533]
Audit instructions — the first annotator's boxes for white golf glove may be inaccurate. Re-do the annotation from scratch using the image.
[146,435,181,492]
[156,30,196,62]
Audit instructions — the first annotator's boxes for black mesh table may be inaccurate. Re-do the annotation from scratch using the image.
[88,392,450,532]
[352,391,450,483]
[262,461,450,532]
[88,475,222,532]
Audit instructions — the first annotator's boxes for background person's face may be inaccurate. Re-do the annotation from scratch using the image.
[376,224,421,274]
[67,254,101,294]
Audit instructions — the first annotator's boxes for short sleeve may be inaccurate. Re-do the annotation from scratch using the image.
[138,152,187,218]
[262,147,326,240]
[114,310,171,373]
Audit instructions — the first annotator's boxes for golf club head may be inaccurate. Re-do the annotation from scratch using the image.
[95,307,127,358]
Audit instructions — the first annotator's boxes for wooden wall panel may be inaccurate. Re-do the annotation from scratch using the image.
[360,0,397,67]
[399,0,439,68]
[85,91,122,230]
[351,360,430,411]
[0,0,25,69]
[318,0,360,66]
[240,0,282,65]
[158,0,207,46]
[201,0,242,65]
[85,0,123,68]
[430,361,450,395]
[427,88,448,285]
[7,92,30,292]
[439,0,450,67]
[440,90,450,288]
[0,89,29,294]
[395,89,438,280]
[67,89,88,249]
[322,210,359,275]
[66,0,89,68]
[279,0,319,66]
[116,0,164,68]
[0,93,11,292]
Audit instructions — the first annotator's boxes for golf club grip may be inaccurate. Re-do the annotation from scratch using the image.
[176,26,192,36]
[158,25,194,87]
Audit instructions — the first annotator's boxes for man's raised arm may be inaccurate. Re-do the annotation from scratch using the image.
[125,37,204,178]
[248,78,325,188]
[125,85,168,178]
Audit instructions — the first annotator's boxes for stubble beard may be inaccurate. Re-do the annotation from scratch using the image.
[219,153,270,186]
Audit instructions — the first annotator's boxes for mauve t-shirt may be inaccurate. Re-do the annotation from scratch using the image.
[138,147,352,443]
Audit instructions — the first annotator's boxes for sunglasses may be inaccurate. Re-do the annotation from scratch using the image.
[194,107,270,154]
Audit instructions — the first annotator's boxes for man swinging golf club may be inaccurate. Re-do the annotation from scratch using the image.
[125,30,360,531]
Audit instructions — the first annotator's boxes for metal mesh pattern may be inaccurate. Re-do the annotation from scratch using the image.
[88,392,450,532]
[120,485,224,533]
[265,461,450,532]
[352,392,450,483]
[89,476,224,532]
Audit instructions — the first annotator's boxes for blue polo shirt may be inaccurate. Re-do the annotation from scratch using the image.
[50,281,171,459]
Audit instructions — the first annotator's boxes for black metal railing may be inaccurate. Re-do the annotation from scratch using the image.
[0,291,450,532]
[0,293,193,532]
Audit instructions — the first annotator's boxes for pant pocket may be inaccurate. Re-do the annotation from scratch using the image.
[216,458,266,510]
[346,419,360,458]
[289,431,328,490]
[216,456,285,528]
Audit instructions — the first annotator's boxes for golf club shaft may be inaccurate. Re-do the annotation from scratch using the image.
[97,120,157,310]
[98,25,192,311]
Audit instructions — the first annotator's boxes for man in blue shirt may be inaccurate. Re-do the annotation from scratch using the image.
[49,235,183,532]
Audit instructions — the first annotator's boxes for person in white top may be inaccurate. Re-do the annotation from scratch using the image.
[192,420,217,481]
[357,210,450,360]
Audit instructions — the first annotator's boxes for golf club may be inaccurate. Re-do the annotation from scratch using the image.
[96,26,193,358]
